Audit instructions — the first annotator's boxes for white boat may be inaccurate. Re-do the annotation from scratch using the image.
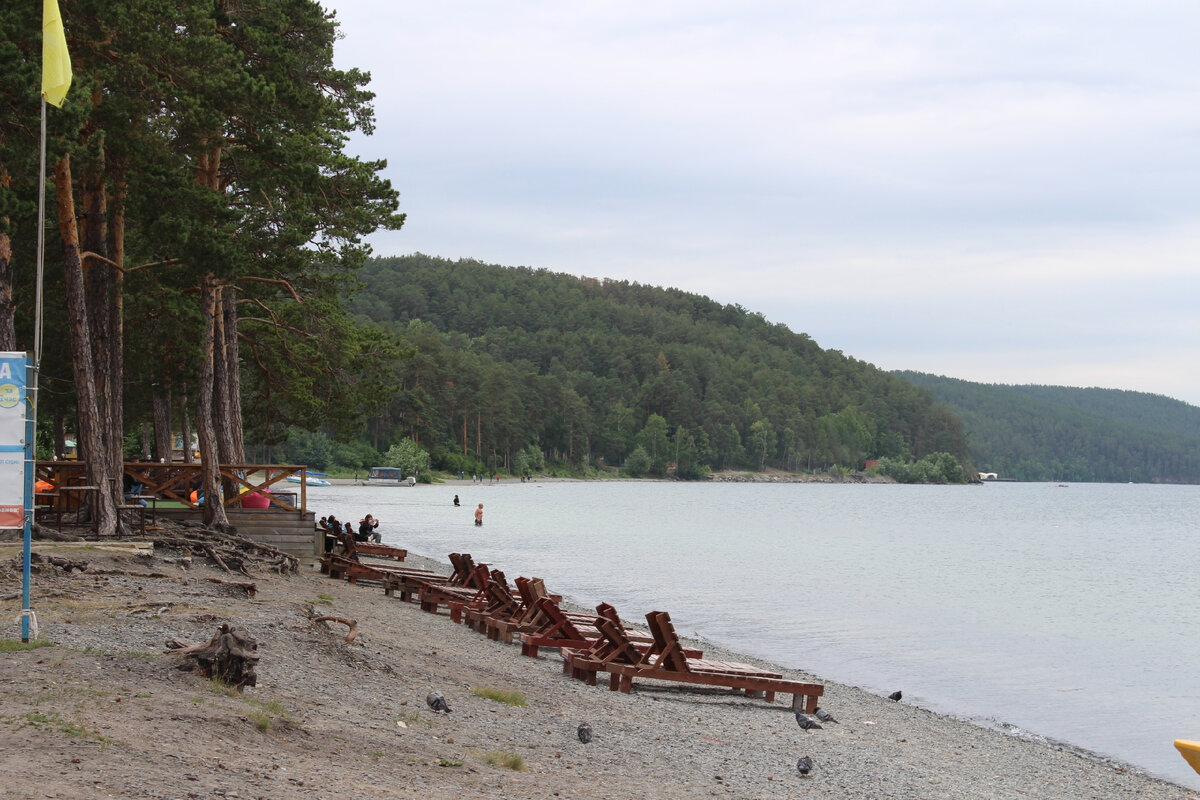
[366,466,416,486]
[286,474,332,487]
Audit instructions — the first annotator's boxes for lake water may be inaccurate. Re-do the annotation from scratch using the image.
[314,480,1200,789]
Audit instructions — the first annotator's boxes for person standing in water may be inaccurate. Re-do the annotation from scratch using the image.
[474,503,483,526]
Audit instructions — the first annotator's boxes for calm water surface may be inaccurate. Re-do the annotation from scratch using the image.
[315,480,1200,789]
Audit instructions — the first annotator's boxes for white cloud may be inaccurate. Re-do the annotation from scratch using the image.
[331,1,1200,405]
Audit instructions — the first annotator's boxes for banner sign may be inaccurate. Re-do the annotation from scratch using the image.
[0,353,27,529]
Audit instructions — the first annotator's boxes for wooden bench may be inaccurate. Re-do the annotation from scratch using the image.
[598,611,824,712]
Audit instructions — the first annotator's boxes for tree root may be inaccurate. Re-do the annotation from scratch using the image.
[150,524,298,576]
[164,623,259,689]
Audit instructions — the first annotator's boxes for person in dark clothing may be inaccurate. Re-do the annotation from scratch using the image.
[358,514,380,543]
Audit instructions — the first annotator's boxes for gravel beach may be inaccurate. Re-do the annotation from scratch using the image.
[1,537,1196,800]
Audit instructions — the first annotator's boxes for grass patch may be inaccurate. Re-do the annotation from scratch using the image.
[482,750,526,771]
[470,686,526,707]
[200,678,295,732]
[5,710,110,746]
[313,593,335,606]
[0,638,54,653]
[247,709,273,732]
[438,758,463,767]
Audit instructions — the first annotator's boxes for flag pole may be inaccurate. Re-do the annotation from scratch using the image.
[22,97,49,642]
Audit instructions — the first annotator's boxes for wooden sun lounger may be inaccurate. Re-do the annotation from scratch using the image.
[322,531,408,565]
[598,610,824,712]
[378,552,486,602]
[485,577,580,643]
[518,597,603,657]
[419,564,492,618]
[563,604,702,683]
[324,555,441,587]
[463,577,524,635]
[320,534,445,599]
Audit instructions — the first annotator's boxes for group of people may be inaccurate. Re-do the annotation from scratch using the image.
[319,512,381,551]
[451,494,484,525]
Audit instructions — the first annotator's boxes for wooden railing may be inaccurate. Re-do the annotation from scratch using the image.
[35,462,313,514]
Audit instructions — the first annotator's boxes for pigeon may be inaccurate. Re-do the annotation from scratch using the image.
[888,690,902,702]
[813,707,839,724]
[794,711,823,731]
[796,756,814,776]
[577,722,593,744]
[426,690,451,713]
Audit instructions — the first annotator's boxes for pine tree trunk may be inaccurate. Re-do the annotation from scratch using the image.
[197,275,229,528]
[181,386,193,463]
[0,168,14,351]
[213,285,244,464]
[81,155,124,519]
[152,389,172,462]
[109,163,127,466]
[221,287,245,461]
[55,153,119,537]
[212,284,242,501]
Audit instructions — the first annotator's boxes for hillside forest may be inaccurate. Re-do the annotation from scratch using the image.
[307,254,975,482]
[896,372,1200,483]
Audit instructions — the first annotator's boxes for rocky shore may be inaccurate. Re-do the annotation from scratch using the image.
[1,537,1195,800]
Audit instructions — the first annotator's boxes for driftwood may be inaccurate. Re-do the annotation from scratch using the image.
[151,524,298,575]
[206,576,257,596]
[165,623,259,689]
[306,615,358,643]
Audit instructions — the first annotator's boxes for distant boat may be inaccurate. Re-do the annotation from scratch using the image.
[366,466,416,486]
[286,473,332,487]
[1176,740,1200,776]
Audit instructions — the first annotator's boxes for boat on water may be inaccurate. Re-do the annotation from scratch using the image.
[1176,740,1200,775]
[285,473,332,487]
[365,466,416,486]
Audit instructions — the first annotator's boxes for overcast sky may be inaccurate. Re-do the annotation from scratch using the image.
[327,2,1200,406]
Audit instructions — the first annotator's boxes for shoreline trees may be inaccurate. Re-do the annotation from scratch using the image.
[0,1,402,532]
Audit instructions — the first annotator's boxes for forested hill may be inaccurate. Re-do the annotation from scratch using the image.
[895,371,1200,483]
[348,254,971,478]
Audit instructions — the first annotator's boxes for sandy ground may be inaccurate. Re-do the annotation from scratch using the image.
[1,536,1196,800]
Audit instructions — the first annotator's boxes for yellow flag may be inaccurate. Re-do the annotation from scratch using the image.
[42,0,72,108]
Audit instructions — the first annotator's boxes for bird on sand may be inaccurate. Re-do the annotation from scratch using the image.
[794,711,823,731]
[577,722,593,743]
[426,690,451,713]
[814,707,839,724]
[888,690,902,702]
[796,756,814,776]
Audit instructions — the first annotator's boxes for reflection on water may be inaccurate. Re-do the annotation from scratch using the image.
[315,480,1200,789]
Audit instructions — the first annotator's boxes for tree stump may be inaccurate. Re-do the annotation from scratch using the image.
[165,623,259,689]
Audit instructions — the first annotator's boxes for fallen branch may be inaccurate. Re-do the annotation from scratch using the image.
[206,576,257,597]
[204,544,232,574]
[306,615,358,643]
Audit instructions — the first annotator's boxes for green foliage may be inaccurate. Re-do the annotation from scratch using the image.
[340,255,972,479]
[872,452,966,484]
[470,686,527,707]
[623,445,652,477]
[0,639,54,653]
[897,372,1200,483]
[482,750,526,771]
[283,429,334,471]
[384,439,432,478]
[0,0,405,462]
[635,414,671,476]
[511,444,545,478]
